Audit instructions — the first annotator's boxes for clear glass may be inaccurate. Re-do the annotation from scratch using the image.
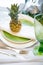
[34,14,43,55]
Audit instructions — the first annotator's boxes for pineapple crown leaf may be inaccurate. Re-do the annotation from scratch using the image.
[11,4,19,12]
[8,4,19,20]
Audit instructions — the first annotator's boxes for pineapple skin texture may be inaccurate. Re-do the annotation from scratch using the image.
[10,20,21,33]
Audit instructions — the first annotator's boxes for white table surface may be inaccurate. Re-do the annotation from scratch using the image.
[0,40,43,65]
[0,62,43,65]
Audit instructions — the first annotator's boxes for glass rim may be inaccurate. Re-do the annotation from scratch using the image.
[34,13,43,19]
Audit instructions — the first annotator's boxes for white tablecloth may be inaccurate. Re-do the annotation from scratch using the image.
[0,40,43,65]
[0,62,43,65]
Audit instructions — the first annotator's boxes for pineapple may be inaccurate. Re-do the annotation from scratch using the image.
[9,4,21,33]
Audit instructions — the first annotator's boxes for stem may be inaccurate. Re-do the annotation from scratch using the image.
[38,42,43,53]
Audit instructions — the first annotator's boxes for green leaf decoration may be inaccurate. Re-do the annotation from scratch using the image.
[2,31,30,43]
[20,19,34,26]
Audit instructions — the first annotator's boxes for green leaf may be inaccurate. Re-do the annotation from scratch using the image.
[2,31,30,43]
[20,19,34,26]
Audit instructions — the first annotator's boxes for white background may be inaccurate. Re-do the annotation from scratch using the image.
[0,0,25,7]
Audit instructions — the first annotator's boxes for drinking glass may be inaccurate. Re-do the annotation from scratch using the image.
[34,14,43,55]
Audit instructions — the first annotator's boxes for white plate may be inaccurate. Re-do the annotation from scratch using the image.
[0,7,36,49]
[0,32,36,49]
